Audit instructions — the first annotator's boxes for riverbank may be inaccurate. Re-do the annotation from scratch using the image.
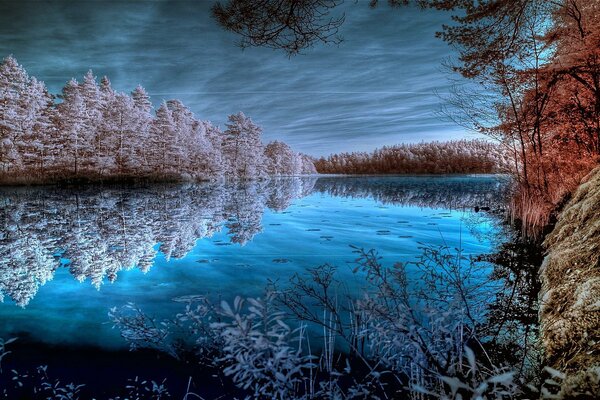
[539,166,600,393]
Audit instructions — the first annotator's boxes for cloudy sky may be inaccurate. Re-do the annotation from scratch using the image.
[0,0,478,156]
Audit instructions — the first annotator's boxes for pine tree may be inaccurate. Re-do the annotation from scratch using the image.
[131,85,152,113]
[148,102,178,177]
[197,120,224,177]
[0,56,29,174]
[166,99,194,175]
[0,56,317,182]
[221,112,266,179]
[15,77,54,175]
[78,70,104,174]
[103,92,138,175]
[56,79,86,177]
[131,85,153,175]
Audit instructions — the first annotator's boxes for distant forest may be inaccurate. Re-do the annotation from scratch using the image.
[313,140,503,174]
[0,56,316,184]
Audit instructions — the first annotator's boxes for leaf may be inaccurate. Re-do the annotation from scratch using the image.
[276,319,290,331]
[234,296,243,311]
[464,346,476,371]
[220,300,234,317]
[440,376,470,394]
[543,366,565,380]
[411,385,436,396]
[487,371,515,384]
[275,372,286,381]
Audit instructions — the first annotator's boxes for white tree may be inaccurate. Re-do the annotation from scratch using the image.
[0,56,30,174]
[78,70,105,174]
[186,120,224,179]
[0,56,316,182]
[14,77,54,176]
[298,153,317,174]
[264,140,297,175]
[131,85,153,175]
[102,91,139,175]
[56,79,87,176]
[166,99,195,176]
[95,76,118,174]
[148,102,183,177]
[221,112,266,179]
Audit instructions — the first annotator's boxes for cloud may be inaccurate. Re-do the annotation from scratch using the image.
[0,0,477,156]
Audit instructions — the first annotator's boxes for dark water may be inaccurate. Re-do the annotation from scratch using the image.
[0,176,506,351]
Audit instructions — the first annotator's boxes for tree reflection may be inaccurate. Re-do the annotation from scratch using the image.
[0,176,504,306]
[313,176,507,210]
[479,239,544,381]
[0,178,317,306]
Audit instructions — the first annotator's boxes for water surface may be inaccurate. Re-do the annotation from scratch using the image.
[0,175,506,348]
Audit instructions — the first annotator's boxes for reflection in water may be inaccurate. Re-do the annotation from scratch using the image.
[0,176,504,307]
[0,179,318,306]
[313,175,507,209]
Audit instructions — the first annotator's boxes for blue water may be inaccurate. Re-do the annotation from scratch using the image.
[0,176,506,349]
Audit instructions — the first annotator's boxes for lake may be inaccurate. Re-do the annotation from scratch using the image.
[0,175,506,350]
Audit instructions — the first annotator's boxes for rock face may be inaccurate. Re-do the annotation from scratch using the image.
[540,166,600,373]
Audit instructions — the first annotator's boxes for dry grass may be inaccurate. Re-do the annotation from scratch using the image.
[507,152,599,239]
[509,189,555,240]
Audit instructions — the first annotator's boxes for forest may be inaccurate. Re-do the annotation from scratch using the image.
[0,56,316,183]
[313,139,503,174]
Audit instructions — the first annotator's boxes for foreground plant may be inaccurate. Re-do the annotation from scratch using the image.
[2,245,598,398]
[107,246,536,399]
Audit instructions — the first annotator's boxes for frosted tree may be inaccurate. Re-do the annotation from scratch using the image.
[100,76,113,99]
[131,85,153,174]
[264,140,297,175]
[55,79,87,176]
[0,56,30,173]
[166,99,195,175]
[201,120,225,176]
[148,102,180,176]
[14,77,54,176]
[187,120,223,179]
[78,71,104,173]
[298,153,317,175]
[102,91,139,175]
[95,77,118,173]
[221,112,266,179]
[0,56,317,182]
[132,85,152,113]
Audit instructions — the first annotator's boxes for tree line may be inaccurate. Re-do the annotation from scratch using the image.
[0,56,316,184]
[313,139,503,174]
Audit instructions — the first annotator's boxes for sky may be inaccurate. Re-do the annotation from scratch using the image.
[0,0,479,156]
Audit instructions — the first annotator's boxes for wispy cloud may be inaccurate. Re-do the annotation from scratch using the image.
[0,0,477,156]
